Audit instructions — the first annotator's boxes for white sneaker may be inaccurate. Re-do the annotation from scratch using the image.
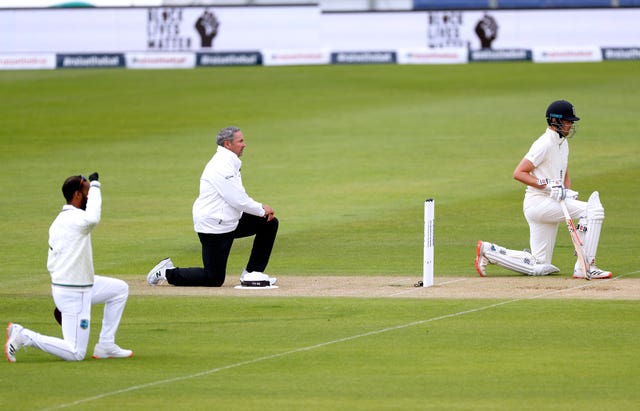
[92,343,133,359]
[573,266,612,280]
[241,270,277,286]
[474,241,489,277]
[147,257,174,286]
[5,322,26,363]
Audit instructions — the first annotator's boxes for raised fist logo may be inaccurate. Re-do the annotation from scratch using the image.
[195,10,220,48]
[475,13,498,49]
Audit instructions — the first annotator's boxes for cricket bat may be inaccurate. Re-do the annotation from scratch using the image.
[560,200,590,280]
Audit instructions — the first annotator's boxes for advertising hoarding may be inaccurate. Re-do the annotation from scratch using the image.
[0,6,638,68]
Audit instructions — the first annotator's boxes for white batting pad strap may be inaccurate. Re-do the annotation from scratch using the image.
[483,243,552,276]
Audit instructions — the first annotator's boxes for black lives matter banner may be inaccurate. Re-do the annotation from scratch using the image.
[0,5,320,54]
[1,7,639,70]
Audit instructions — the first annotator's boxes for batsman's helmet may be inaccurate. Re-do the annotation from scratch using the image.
[546,100,580,125]
[546,100,579,137]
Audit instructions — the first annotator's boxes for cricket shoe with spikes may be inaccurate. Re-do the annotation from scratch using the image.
[573,265,612,280]
[474,240,490,277]
[5,322,26,363]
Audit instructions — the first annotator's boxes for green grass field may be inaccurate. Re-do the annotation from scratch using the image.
[1,62,639,410]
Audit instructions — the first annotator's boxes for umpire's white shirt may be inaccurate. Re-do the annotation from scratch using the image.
[523,128,569,199]
[47,182,101,287]
[193,145,265,234]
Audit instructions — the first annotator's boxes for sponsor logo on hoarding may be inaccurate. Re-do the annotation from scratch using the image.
[0,54,56,70]
[470,49,531,62]
[542,51,596,58]
[132,56,189,64]
[2,57,47,65]
[197,52,262,66]
[331,52,396,64]
[271,53,323,61]
[602,47,640,60]
[397,48,467,64]
[262,49,330,66]
[125,52,195,69]
[409,51,457,58]
[533,46,602,63]
[57,54,124,68]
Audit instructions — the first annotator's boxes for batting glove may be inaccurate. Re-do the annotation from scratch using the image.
[89,172,99,182]
[537,178,552,187]
[565,189,579,200]
[549,185,567,201]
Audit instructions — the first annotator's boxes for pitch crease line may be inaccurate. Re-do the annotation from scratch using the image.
[40,271,635,411]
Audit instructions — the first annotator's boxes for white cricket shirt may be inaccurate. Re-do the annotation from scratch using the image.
[47,182,101,287]
[192,145,264,234]
[523,128,569,198]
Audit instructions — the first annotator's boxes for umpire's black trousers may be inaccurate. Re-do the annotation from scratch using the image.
[166,213,279,287]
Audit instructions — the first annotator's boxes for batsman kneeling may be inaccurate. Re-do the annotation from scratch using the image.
[475,100,612,280]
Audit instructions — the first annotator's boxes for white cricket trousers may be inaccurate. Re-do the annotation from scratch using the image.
[21,276,129,361]
[523,196,586,264]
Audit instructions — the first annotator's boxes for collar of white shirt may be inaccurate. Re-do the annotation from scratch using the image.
[216,145,242,169]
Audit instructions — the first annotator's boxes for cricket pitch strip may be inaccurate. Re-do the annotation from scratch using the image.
[129,275,640,300]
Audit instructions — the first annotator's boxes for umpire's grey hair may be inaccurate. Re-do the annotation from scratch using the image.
[216,126,241,146]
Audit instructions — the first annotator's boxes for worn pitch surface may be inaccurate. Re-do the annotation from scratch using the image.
[130,275,640,300]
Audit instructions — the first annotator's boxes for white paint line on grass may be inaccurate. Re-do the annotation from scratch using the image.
[40,271,637,411]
